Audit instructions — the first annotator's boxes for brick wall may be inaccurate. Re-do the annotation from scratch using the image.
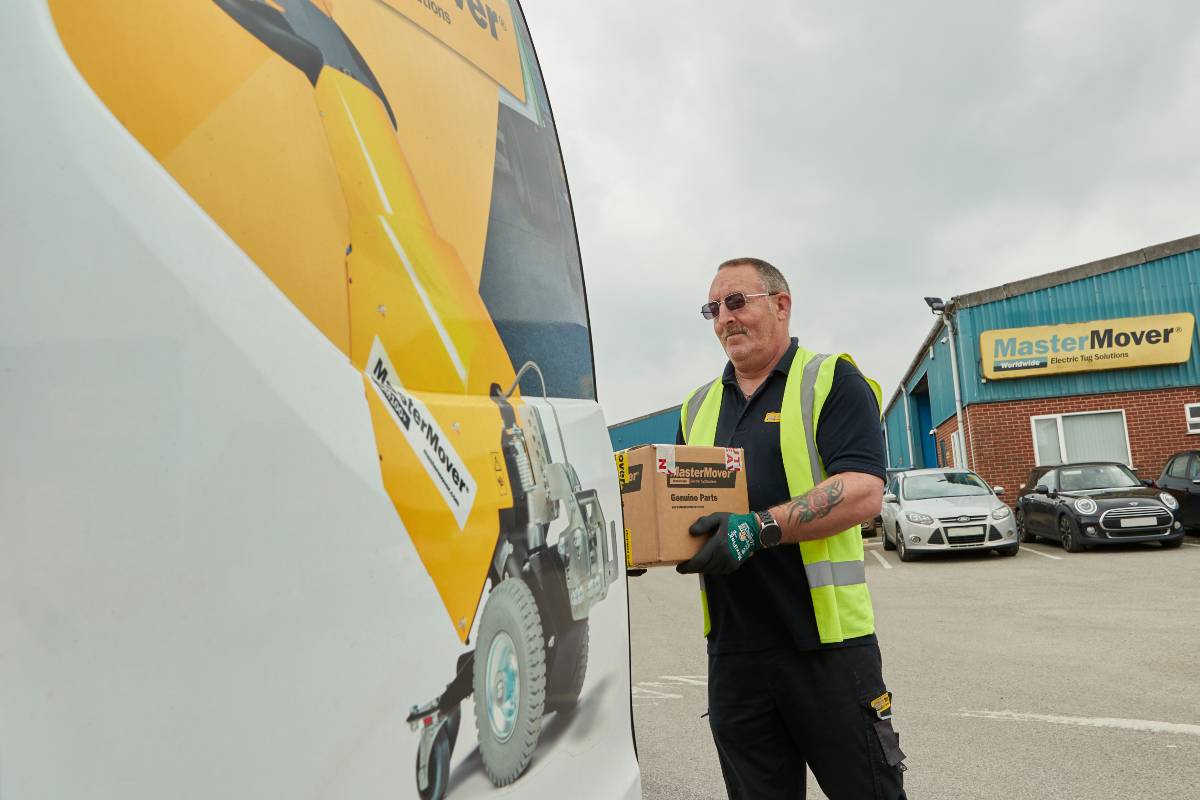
[956,387,1200,507]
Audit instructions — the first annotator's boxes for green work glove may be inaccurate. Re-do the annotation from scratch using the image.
[675,512,762,575]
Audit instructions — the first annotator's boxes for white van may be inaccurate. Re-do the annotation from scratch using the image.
[0,2,640,798]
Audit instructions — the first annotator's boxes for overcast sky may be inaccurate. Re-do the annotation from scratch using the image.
[521,0,1200,423]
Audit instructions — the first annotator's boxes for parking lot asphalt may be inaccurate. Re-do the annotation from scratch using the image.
[628,535,1200,799]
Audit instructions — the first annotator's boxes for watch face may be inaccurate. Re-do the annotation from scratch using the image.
[759,515,782,547]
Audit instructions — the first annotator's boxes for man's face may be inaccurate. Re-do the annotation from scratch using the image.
[707,265,789,366]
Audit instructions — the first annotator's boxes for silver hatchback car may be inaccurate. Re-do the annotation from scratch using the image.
[881,469,1018,561]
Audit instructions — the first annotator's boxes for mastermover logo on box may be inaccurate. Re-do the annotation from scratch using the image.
[666,463,739,489]
[980,313,1195,380]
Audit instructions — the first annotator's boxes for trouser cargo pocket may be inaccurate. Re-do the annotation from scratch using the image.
[873,717,906,768]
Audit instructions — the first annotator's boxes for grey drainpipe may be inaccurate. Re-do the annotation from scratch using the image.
[882,422,892,468]
[945,318,968,470]
[901,385,913,468]
[945,309,974,471]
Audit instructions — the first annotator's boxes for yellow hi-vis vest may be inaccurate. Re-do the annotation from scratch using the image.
[680,347,883,644]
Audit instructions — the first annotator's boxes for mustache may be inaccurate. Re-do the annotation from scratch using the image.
[722,324,748,338]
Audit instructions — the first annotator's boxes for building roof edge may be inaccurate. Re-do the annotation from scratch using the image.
[610,404,682,429]
[954,233,1200,310]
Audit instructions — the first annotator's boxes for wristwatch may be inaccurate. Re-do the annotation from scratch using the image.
[756,509,783,548]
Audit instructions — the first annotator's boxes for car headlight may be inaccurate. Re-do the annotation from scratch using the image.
[991,506,1012,520]
[904,511,935,526]
[1073,498,1097,515]
[1160,492,1179,510]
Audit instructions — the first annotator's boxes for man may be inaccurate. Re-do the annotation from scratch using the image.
[675,257,906,799]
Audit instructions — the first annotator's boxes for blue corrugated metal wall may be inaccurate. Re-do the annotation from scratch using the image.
[958,250,1200,404]
[609,406,680,450]
[884,398,911,468]
[903,326,957,427]
[885,323,958,469]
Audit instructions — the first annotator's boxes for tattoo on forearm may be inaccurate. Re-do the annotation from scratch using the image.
[785,480,845,528]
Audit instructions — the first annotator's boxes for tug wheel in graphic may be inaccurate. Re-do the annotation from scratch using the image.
[546,617,589,714]
[473,578,546,786]
[416,727,449,800]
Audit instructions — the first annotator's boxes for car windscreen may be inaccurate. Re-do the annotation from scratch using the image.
[902,473,990,500]
[1057,464,1139,491]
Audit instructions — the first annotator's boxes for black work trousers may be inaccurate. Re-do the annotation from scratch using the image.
[708,641,907,799]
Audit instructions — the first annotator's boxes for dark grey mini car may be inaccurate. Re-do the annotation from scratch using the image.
[1016,462,1184,552]
[1156,450,1200,533]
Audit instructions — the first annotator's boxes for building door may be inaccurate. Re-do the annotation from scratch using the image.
[913,389,936,468]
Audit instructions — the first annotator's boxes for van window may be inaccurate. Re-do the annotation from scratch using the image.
[478,11,594,400]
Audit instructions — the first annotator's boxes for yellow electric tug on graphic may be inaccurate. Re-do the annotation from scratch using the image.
[213,2,619,797]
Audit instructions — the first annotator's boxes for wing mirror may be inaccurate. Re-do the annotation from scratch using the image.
[1141,479,1155,487]
[883,493,898,504]
[993,486,1004,496]
[1035,484,1056,498]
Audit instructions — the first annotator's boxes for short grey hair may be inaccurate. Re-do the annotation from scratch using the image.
[717,257,790,295]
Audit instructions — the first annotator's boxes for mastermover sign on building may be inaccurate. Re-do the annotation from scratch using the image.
[980,312,1196,380]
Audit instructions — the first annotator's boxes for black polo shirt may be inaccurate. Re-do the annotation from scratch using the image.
[676,339,886,654]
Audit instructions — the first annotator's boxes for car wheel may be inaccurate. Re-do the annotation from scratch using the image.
[1059,514,1084,553]
[1162,537,1183,550]
[998,543,1019,557]
[897,527,917,562]
[883,524,896,551]
[1017,509,1038,543]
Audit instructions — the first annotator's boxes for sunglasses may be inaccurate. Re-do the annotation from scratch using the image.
[700,291,778,320]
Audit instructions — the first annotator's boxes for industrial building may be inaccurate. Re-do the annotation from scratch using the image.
[883,234,1200,500]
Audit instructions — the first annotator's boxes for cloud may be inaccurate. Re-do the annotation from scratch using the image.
[522,0,1200,422]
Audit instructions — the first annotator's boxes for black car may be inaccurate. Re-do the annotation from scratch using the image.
[1156,450,1200,534]
[1015,462,1184,552]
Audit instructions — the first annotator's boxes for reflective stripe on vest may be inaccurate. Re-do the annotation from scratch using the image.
[682,348,882,643]
[681,378,722,445]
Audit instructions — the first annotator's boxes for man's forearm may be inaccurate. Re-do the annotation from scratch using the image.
[767,472,884,544]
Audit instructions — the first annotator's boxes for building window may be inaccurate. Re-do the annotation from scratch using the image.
[1030,409,1131,467]
[1187,403,1200,435]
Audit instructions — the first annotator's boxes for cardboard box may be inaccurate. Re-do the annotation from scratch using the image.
[615,444,749,568]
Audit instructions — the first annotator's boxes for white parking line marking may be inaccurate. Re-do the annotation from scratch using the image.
[956,709,1200,738]
[1182,542,1200,549]
[1021,545,1062,560]
[869,550,893,569]
[655,675,708,686]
